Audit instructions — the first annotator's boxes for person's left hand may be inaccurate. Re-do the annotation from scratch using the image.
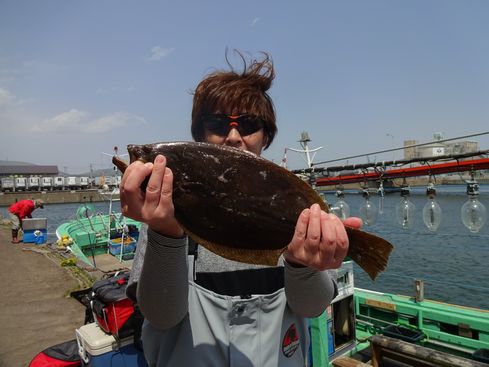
[283,203,362,271]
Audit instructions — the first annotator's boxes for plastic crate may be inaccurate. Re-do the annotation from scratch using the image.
[108,237,136,257]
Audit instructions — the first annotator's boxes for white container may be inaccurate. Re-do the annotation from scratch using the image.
[53,176,65,189]
[41,176,53,190]
[22,218,47,230]
[1,177,14,192]
[28,177,40,190]
[80,176,89,189]
[66,176,80,189]
[75,323,146,367]
[14,177,27,191]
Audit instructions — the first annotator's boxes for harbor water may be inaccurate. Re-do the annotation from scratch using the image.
[1,185,488,310]
[323,184,489,310]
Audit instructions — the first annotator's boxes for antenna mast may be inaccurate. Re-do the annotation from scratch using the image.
[287,131,323,169]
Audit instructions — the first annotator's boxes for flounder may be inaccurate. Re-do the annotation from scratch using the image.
[113,141,393,280]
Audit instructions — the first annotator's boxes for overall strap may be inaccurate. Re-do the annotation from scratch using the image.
[188,238,198,281]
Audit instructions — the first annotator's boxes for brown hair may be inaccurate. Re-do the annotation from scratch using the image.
[191,50,277,149]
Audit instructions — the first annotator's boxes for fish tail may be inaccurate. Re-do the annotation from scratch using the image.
[345,227,393,280]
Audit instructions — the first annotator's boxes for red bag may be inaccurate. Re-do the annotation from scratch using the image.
[29,339,80,367]
[90,272,134,338]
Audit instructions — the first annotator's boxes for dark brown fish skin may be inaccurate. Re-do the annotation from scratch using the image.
[114,141,393,280]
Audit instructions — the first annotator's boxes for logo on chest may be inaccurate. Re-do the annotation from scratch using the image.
[282,323,300,358]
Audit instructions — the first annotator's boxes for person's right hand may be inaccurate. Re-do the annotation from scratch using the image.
[120,154,184,238]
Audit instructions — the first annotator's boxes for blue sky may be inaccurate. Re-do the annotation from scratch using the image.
[1,1,489,173]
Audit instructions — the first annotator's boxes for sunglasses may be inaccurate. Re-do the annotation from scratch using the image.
[202,114,264,137]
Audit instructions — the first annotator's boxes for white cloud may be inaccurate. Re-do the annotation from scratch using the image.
[251,17,260,27]
[0,88,16,107]
[82,112,146,133]
[31,109,147,133]
[146,46,175,62]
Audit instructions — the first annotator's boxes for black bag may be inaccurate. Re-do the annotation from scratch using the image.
[90,271,137,338]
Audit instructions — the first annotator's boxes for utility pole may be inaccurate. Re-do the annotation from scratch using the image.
[89,163,94,187]
[386,133,395,161]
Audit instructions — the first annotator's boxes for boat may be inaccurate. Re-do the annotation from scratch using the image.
[55,195,142,270]
[309,262,489,366]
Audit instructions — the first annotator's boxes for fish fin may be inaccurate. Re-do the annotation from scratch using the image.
[112,156,128,173]
[202,241,284,266]
[182,225,284,266]
[346,227,394,281]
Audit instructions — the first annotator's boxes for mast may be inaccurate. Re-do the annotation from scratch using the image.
[287,131,323,169]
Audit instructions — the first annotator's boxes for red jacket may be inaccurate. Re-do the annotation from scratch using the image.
[9,200,36,220]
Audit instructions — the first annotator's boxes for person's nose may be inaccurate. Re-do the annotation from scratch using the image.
[224,127,243,148]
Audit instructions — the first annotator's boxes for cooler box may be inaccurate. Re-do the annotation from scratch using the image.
[22,218,47,244]
[76,322,147,367]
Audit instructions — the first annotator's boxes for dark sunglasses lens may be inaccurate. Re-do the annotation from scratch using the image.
[203,115,264,136]
[203,118,228,136]
[237,117,263,136]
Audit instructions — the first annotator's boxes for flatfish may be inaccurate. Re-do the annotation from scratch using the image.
[113,141,393,280]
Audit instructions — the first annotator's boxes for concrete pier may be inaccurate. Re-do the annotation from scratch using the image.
[0,189,119,207]
[0,225,86,366]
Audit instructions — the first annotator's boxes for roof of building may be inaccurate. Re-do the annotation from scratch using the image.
[0,165,59,175]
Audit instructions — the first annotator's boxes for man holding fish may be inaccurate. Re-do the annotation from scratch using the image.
[120,51,363,366]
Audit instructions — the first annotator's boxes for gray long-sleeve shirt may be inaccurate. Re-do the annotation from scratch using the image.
[127,224,337,366]
[129,224,337,328]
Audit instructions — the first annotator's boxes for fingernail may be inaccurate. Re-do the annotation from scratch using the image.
[155,155,165,164]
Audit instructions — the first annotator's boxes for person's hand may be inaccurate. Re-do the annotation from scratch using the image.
[283,203,362,271]
[120,154,184,238]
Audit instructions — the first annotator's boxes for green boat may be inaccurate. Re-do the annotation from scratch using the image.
[309,262,489,366]
[55,203,142,268]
